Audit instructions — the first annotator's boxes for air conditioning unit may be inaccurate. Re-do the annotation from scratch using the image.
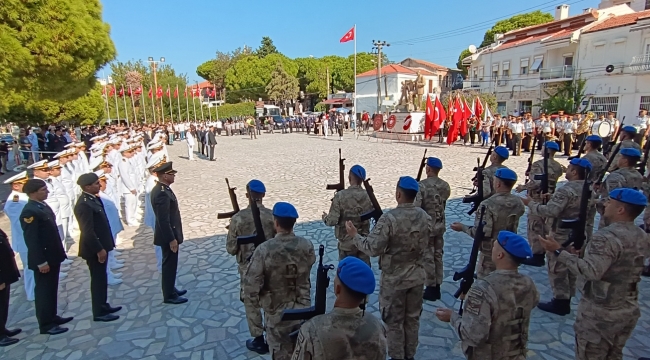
[605,63,625,75]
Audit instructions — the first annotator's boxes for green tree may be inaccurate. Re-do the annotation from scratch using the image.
[266,62,299,115]
[225,53,296,103]
[255,37,279,58]
[456,49,472,76]
[538,78,588,114]
[481,10,554,47]
[0,0,116,101]
[196,46,253,92]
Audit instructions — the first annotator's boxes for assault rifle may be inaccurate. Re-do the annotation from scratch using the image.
[603,116,625,157]
[524,137,538,183]
[568,137,586,160]
[560,168,592,251]
[236,190,267,246]
[637,141,650,175]
[360,178,383,222]
[597,142,623,184]
[416,149,428,181]
[217,178,240,219]
[534,146,550,197]
[462,158,485,216]
[453,205,486,315]
[281,245,334,337]
[326,148,345,192]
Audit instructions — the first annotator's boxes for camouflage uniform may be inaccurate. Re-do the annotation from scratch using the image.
[415,176,451,286]
[597,167,644,228]
[353,203,431,360]
[450,270,539,360]
[290,307,387,360]
[528,180,583,300]
[323,185,373,265]
[226,203,276,339]
[461,193,525,278]
[608,139,641,172]
[555,222,650,360]
[521,157,565,254]
[244,233,316,360]
[481,164,508,199]
[583,151,608,243]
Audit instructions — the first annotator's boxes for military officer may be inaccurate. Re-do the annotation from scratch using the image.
[0,227,21,347]
[540,188,650,360]
[20,179,72,335]
[244,202,316,360]
[436,231,539,360]
[473,145,510,200]
[3,172,32,301]
[151,161,187,304]
[119,146,139,226]
[596,148,644,228]
[322,165,373,265]
[96,170,124,285]
[515,141,565,266]
[346,176,431,360]
[75,173,122,322]
[226,179,276,354]
[414,157,451,301]
[522,158,592,316]
[453,168,525,278]
[609,126,641,172]
[144,155,164,273]
[291,256,387,360]
[581,135,608,244]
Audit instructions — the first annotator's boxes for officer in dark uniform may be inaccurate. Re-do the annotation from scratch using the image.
[0,228,21,346]
[151,161,187,304]
[75,173,122,322]
[20,179,72,335]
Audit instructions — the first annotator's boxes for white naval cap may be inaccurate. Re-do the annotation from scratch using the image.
[47,160,61,169]
[94,169,105,178]
[64,142,76,149]
[3,171,28,184]
[147,141,163,150]
[53,149,74,159]
[89,156,103,170]
[27,160,49,170]
[146,152,164,169]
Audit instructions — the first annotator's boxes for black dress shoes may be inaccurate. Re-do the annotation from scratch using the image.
[41,326,68,335]
[246,335,269,354]
[0,336,19,347]
[101,305,122,314]
[53,316,74,325]
[4,328,21,337]
[163,296,188,305]
[175,288,187,296]
[94,314,120,322]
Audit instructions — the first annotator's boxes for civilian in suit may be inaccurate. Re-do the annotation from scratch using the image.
[198,127,206,156]
[0,228,21,346]
[20,179,72,335]
[75,173,122,322]
[207,127,217,161]
[151,162,187,304]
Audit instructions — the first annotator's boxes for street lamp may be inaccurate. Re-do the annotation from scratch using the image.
[147,56,165,92]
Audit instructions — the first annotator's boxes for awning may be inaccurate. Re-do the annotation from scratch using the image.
[321,98,352,105]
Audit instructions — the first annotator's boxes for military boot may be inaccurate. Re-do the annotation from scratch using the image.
[537,298,571,316]
[423,285,441,301]
[245,335,269,354]
[524,253,545,267]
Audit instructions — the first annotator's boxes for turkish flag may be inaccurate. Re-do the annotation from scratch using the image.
[184,88,188,98]
[108,86,115,97]
[101,87,106,96]
[424,94,434,140]
[166,86,171,98]
[193,87,200,97]
[156,87,163,99]
[118,86,124,98]
[431,95,446,138]
[474,96,484,119]
[134,86,142,95]
[459,97,470,137]
[148,87,153,99]
[127,86,132,97]
[210,89,217,98]
[340,27,355,43]
[173,87,179,98]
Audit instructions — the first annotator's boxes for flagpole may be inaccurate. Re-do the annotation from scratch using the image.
[151,84,156,124]
[113,86,120,124]
[354,23,358,139]
[160,87,165,125]
[103,84,110,123]
[208,88,213,122]
[176,85,182,123]
[141,84,148,124]
[185,86,190,122]
[129,85,137,125]
[168,86,174,124]
[198,83,205,120]
[192,87,198,122]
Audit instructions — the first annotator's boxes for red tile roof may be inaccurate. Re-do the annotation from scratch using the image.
[357,64,435,77]
[584,9,650,33]
[403,58,447,71]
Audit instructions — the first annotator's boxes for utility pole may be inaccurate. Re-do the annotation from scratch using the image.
[372,40,389,114]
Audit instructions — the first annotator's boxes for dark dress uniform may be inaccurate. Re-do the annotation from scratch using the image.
[0,228,20,340]
[20,200,66,333]
[75,192,114,317]
[151,179,184,301]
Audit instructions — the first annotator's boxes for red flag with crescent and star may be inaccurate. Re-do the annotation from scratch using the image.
[108,86,115,97]
[166,86,171,98]
[173,86,179,98]
[340,27,355,43]
[431,95,446,138]
[156,87,163,99]
[424,94,434,139]
[148,87,153,99]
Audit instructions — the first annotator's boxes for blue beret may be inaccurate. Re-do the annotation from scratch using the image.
[397,176,419,192]
[494,168,517,181]
[247,179,266,193]
[337,256,376,295]
[622,125,637,134]
[586,135,602,143]
[426,157,443,169]
[272,202,299,219]
[350,165,366,180]
[497,231,532,260]
[620,148,642,158]
[545,141,560,151]
[494,146,509,159]
[609,188,648,206]
[570,158,592,171]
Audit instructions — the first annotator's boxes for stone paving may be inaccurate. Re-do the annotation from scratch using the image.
[1,130,649,360]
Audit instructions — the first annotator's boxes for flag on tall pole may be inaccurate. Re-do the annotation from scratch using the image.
[167,85,173,123]
[150,85,156,124]
[191,85,198,121]
[340,25,357,138]
[431,94,447,138]
[129,85,137,125]
[175,85,182,123]
[184,86,190,122]
[141,83,148,124]
[112,85,120,123]
[102,85,110,122]
[425,94,434,140]
[197,83,204,120]
[474,96,484,129]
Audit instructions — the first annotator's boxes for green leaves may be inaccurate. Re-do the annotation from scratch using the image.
[266,62,299,113]
[538,78,587,114]
[482,11,554,48]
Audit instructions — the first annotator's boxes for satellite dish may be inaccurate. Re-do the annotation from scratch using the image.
[605,65,615,73]
[468,45,477,54]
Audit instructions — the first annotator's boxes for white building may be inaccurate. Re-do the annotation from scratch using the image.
[462,0,650,119]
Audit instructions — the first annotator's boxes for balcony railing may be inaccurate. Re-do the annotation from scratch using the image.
[539,65,574,81]
[463,80,481,89]
[630,54,650,72]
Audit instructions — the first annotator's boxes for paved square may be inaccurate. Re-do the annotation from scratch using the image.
[2,131,649,359]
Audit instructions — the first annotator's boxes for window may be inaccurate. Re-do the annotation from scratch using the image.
[502,61,510,77]
[473,68,478,80]
[429,79,433,93]
[531,56,544,72]
[592,44,605,66]
[641,96,650,111]
[519,101,533,114]
[497,102,507,116]
[589,96,619,117]
[520,58,529,75]
[478,66,484,80]
[645,0,650,10]
[564,56,573,66]
[438,75,442,85]
[492,70,499,81]
[502,69,510,77]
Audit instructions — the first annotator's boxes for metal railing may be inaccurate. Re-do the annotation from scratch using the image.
[539,65,574,81]
[630,54,650,72]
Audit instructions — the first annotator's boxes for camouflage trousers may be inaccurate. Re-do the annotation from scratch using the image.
[477,240,495,279]
[527,214,547,255]
[264,309,301,360]
[380,284,424,359]
[238,266,264,338]
[547,242,576,299]
[423,234,444,286]
[574,313,637,360]
[585,205,597,245]
[338,244,371,267]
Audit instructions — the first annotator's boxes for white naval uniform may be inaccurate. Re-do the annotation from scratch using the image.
[186,131,195,160]
[144,175,162,272]
[99,190,123,278]
[49,176,72,250]
[4,191,34,301]
[61,163,78,242]
[118,157,138,225]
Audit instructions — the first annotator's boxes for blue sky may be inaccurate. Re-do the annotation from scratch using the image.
[101,0,601,82]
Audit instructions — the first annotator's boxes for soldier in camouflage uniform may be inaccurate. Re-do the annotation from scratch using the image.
[244,202,316,360]
[474,146,510,200]
[226,180,276,354]
[452,168,525,278]
[291,256,387,360]
[516,141,565,267]
[540,188,650,360]
[436,231,539,360]
[414,157,450,301]
[346,176,431,360]
[322,165,373,265]
[609,126,641,172]
[523,158,592,316]
[596,148,644,229]
[582,135,608,244]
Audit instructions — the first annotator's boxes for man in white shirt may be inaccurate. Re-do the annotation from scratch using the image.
[603,111,619,145]
[27,128,40,162]
[562,114,576,156]
[3,172,33,300]
[635,108,649,146]
[509,117,524,156]
[522,114,535,152]
[118,147,139,226]
[185,125,196,161]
